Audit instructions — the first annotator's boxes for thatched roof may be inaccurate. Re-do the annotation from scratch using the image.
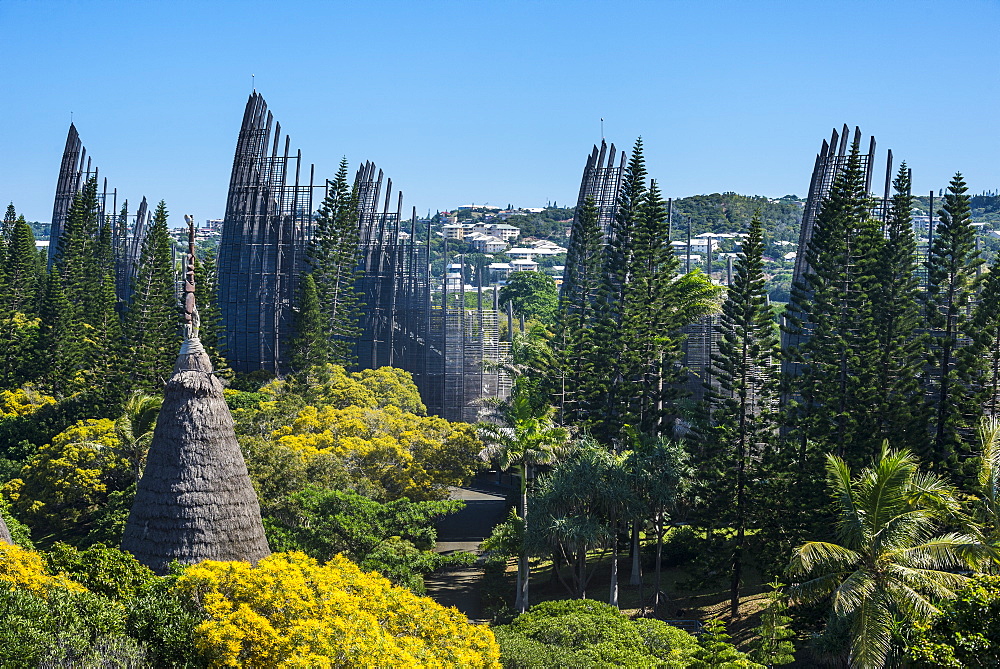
[121,335,270,574]
[0,513,11,544]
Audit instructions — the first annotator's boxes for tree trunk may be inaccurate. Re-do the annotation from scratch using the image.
[518,462,530,613]
[629,521,642,586]
[654,513,664,614]
[577,548,587,599]
[609,516,619,607]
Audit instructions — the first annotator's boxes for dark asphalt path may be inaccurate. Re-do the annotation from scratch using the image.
[424,480,508,623]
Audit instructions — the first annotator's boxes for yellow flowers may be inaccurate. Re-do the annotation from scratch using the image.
[1,419,129,530]
[0,387,56,418]
[0,543,85,595]
[272,404,481,500]
[174,551,499,668]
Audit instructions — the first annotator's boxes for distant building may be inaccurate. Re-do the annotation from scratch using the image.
[487,224,520,241]
[442,224,466,240]
[489,262,513,280]
[506,247,536,260]
[510,258,539,272]
[470,235,507,253]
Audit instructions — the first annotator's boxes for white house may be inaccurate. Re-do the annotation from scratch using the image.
[487,224,521,241]
[489,262,513,280]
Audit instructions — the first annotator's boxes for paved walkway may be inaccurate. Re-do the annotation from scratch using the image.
[423,481,508,623]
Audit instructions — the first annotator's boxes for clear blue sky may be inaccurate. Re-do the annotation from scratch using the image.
[2,0,998,223]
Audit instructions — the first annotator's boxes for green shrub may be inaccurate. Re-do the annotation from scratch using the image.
[0,584,138,667]
[495,599,705,668]
[493,627,603,668]
[125,576,207,667]
[657,525,699,567]
[44,542,156,601]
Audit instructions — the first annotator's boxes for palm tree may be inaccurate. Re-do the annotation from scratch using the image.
[975,414,1000,543]
[115,390,163,482]
[788,446,992,668]
[478,379,569,613]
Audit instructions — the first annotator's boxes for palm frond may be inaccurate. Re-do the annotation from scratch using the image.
[826,454,863,546]
[788,571,847,606]
[830,569,877,618]
[789,541,861,577]
[882,577,942,624]
[893,532,997,571]
[848,593,895,669]
[882,563,966,601]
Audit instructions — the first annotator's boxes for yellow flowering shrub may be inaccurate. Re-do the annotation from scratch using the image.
[0,387,56,418]
[259,364,426,414]
[0,543,85,595]
[1,419,129,531]
[174,551,499,668]
[272,405,481,500]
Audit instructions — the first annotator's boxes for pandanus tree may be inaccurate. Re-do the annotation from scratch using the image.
[478,379,569,613]
[788,447,993,669]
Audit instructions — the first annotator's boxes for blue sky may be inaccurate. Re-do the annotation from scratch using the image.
[2,0,998,223]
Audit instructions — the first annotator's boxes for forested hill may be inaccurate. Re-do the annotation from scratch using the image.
[668,192,804,243]
[503,195,803,244]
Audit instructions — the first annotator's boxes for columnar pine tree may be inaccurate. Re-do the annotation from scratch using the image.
[925,172,983,481]
[53,178,103,325]
[290,273,330,372]
[193,253,228,374]
[0,211,43,387]
[872,164,927,451]
[966,258,1000,417]
[783,140,884,469]
[622,180,715,434]
[583,138,648,442]
[124,200,180,391]
[554,196,603,424]
[705,212,779,618]
[309,158,362,364]
[85,269,126,402]
[38,272,85,394]
[2,203,15,244]
[5,215,39,314]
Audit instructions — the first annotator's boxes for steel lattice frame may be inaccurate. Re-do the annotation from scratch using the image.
[573,139,625,238]
[217,92,509,418]
[49,123,151,308]
[352,163,510,422]
[217,92,315,375]
[781,125,894,380]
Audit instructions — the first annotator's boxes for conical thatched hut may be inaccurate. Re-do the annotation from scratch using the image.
[122,220,269,573]
[0,513,12,544]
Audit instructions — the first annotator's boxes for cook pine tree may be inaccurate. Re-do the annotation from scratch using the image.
[554,195,603,424]
[308,158,362,365]
[871,164,927,451]
[783,140,884,470]
[705,212,779,618]
[924,172,983,482]
[125,200,180,391]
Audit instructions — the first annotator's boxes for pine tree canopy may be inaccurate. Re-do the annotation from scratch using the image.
[925,172,983,482]
[124,200,180,391]
[308,158,362,365]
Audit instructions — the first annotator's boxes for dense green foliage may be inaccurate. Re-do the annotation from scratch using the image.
[263,486,471,592]
[307,158,363,366]
[499,271,559,326]
[904,574,1000,668]
[495,599,762,668]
